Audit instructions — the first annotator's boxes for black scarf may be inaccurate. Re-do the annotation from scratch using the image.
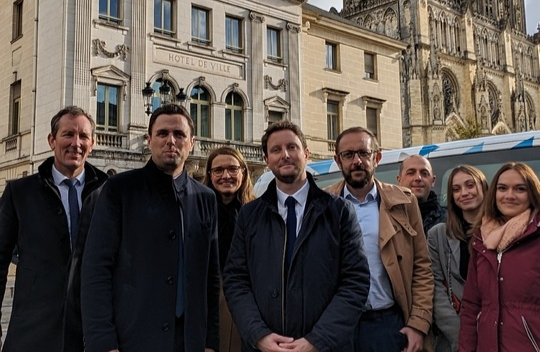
[458,221,471,280]
[419,191,441,220]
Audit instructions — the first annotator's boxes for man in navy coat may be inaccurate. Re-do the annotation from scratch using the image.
[81,103,220,352]
[0,106,108,352]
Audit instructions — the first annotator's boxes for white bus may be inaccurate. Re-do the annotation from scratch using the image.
[254,131,540,205]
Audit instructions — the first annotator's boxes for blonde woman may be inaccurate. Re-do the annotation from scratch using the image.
[428,165,488,352]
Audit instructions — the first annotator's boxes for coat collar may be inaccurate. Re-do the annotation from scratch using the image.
[261,172,329,212]
[325,178,413,210]
[38,156,107,196]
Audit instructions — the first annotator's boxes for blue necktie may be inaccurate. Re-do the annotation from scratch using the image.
[285,196,297,268]
[63,179,79,251]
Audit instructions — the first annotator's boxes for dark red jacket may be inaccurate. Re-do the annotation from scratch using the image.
[459,211,540,352]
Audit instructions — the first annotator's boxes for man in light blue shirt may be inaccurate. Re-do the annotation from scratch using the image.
[0,106,108,352]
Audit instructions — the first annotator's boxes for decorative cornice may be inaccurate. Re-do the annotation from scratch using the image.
[249,12,265,23]
[92,38,130,61]
[264,75,288,92]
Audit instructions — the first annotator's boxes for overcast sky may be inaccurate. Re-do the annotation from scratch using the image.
[307,0,540,35]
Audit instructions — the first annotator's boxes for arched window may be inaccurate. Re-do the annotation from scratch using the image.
[151,79,182,112]
[190,86,210,137]
[225,92,244,141]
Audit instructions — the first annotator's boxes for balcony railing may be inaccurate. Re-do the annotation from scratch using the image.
[4,136,18,152]
[192,138,263,162]
[96,131,127,149]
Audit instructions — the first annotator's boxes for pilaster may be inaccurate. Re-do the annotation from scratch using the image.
[73,0,92,107]
[250,12,265,142]
[287,23,301,126]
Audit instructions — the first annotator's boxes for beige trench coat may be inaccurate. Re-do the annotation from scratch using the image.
[325,179,434,336]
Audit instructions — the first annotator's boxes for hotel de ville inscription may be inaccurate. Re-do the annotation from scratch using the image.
[154,47,244,80]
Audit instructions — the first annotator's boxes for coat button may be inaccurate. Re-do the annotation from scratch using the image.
[271,289,279,298]
[167,276,174,285]
[162,323,170,331]
[397,255,403,261]
[57,207,63,215]
[168,230,177,240]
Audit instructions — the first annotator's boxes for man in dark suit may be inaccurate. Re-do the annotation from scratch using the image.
[81,103,220,352]
[224,121,370,352]
[0,106,108,352]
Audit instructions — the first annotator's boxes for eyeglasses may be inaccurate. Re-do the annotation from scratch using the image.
[210,166,244,177]
[338,150,375,161]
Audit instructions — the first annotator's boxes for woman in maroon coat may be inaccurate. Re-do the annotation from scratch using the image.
[459,162,540,352]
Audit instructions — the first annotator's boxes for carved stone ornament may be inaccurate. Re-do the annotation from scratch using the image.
[92,39,129,61]
[249,12,265,23]
[287,23,301,33]
[264,75,288,92]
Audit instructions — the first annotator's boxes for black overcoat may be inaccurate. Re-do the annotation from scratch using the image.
[0,157,107,352]
[81,159,220,352]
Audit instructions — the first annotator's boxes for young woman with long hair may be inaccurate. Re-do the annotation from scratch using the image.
[428,165,488,352]
[459,162,540,352]
[203,146,255,352]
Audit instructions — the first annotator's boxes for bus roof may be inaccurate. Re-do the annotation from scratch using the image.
[306,131,540,175]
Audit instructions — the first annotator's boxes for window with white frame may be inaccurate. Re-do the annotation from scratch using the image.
[154,0,174,37]
[225,15,242,53]
[364,52,376,79]
[192,7,210,45]
[326,42,338,70]
[99,0,121,24]
[267,27,282,63]
[190,86,210,137]
[10,81,21,136]
[225,92,244,141]
[96,84,119,132]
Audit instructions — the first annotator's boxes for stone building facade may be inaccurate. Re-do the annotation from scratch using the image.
[0,0,311,335]
[302,4,406,159]
[0,0,308,192]
[338,0,540,146]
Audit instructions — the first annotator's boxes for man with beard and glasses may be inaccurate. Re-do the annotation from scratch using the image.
[397,155,446,235]
[326,127,433,352]
[223,121,370,352]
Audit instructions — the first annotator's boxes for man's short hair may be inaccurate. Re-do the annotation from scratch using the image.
[148,103,194,137]
[50,106,95,137]
[334,126,380,154]
[261,121,308,157]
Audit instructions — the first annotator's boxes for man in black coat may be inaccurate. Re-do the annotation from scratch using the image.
[223,121,370,352]
[81,103,220,352]
[0,106,108,352]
